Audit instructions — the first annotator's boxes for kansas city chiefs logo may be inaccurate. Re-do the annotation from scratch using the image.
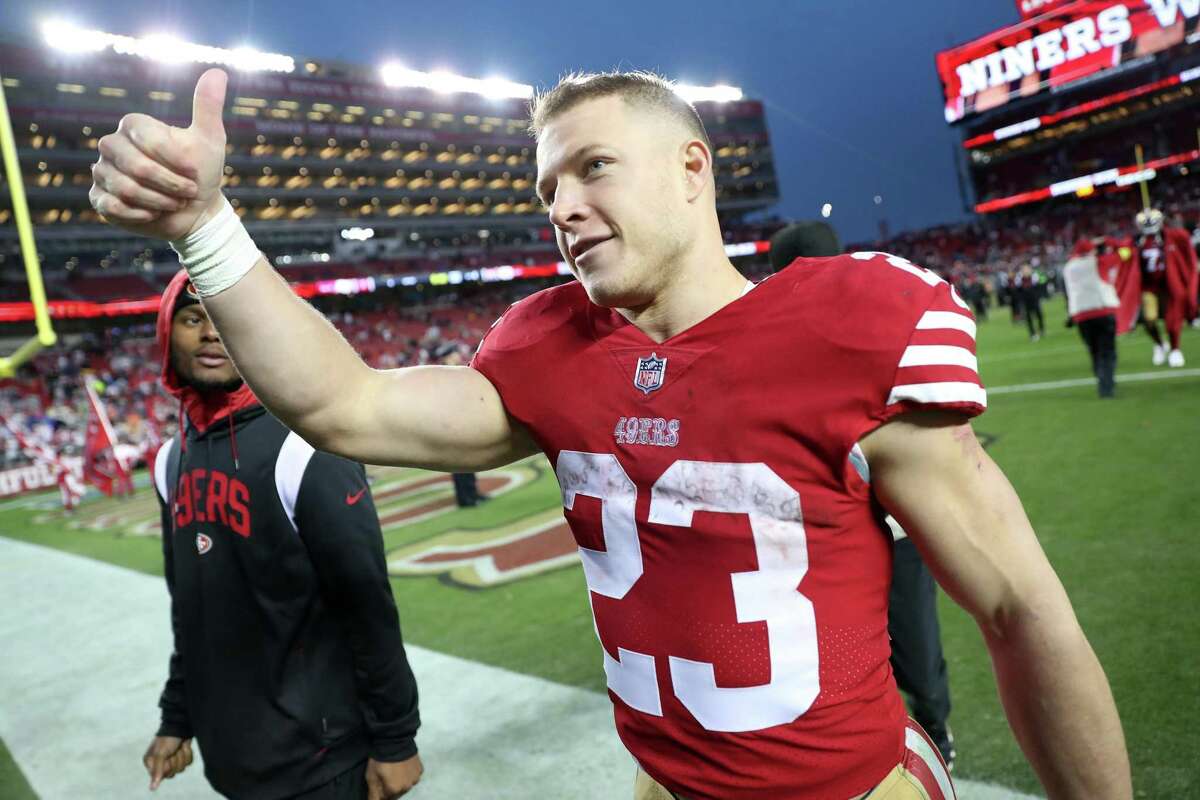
[196,533,213,555]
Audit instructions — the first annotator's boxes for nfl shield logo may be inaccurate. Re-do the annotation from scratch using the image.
[634,353,667,394]
[196,533,213,555]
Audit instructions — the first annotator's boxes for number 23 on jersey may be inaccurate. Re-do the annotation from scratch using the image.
[556,452,820,734]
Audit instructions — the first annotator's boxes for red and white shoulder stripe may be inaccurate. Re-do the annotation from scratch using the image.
[900,718,958,800]
[887,287,985,417]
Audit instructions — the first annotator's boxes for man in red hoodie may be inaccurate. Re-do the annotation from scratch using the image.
[146,270,423,800]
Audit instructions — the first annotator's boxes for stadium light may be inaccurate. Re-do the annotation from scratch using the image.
[379,63,533,100]
[674,83,743,103]
[340,226,375,241]
[40,19,295,73]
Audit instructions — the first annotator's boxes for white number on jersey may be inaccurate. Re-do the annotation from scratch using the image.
[556,453,820,733]
[1142,247,1163,273]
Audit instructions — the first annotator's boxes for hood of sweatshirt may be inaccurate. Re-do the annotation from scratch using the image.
[157,269,260,436]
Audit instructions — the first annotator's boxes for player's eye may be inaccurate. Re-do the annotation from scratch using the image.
[586,159,607,174]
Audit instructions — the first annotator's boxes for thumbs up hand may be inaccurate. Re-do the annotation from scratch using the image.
[90,68,229,241]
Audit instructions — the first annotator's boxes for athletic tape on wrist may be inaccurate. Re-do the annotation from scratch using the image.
[169,197,261,297]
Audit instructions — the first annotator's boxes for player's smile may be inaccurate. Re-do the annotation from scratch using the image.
[571,235,614,266]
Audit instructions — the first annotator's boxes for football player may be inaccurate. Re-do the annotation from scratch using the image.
[90,68,1130,800]
[1132,209,1198,367]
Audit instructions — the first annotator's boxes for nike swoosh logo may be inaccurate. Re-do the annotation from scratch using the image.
[345,488,367,505]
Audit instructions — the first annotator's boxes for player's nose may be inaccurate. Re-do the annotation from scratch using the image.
[548,184,589,231]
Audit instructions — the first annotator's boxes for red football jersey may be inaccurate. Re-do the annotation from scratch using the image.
[1138,234,1167,292]
[472,252,985,799]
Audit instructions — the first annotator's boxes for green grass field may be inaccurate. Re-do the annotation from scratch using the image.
[1,296,1197,797]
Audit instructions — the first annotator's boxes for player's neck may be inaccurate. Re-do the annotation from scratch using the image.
[617,254,749,343]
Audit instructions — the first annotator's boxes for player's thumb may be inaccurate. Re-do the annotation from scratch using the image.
[190,68,228,139]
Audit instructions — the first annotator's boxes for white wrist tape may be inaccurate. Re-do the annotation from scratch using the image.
[169,196,260,297]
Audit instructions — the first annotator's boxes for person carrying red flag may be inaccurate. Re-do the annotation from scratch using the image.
[1119,209,1199,367]
[82,381,133,497]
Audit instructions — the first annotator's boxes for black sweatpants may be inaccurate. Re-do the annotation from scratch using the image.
[1023,297,1045,337]
[452,472,480,507]
[1078,314,1117,397]
[888,538,951,741]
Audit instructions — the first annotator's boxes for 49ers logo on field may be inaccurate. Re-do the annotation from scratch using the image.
[33,456,590,589]
[384,458,579,588]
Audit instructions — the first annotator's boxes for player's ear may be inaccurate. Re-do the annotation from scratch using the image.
[681,139,711,203]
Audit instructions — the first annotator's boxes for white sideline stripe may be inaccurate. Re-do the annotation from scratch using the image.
[0,536,631,800]
[989,368,1200,395]
[888,382,988,407]
[899,345,979,371]
[917,310,977,339]
[0,536,1040,800]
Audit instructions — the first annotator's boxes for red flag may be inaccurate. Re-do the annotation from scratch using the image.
[83,382,133,497]
[1101,238,1143,335]
[1107,229,1200,334]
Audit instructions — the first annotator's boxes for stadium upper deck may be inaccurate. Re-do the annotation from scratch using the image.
[937,0,1200,216]
[0,23,778,285]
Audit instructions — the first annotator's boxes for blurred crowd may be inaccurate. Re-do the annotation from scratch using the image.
[0,286,525,471]
[862,171,1200,320]
[2,191,1196,474]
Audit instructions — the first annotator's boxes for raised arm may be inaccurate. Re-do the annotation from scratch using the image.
[89,68,534,470]
[860,411,1131,800]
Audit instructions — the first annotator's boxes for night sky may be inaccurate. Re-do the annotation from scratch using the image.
[0,1,1020,242]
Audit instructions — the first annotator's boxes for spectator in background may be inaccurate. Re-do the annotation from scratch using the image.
[1063,238,1121,398]
[147,271,423,799]
[961,273,990,322]
[437,344,485,508]
[1016,263,1046,341]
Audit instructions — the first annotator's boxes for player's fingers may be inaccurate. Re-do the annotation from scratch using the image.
[366,770,383,800]
[162,752,185,779]
[111,113,200,183]
[91,160,186,213]
[89,184,160,224]
[148,755,166,790]
[98,129,198,198]
[180,739,194,766]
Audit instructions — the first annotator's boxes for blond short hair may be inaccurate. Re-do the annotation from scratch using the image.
[528,70,712,152]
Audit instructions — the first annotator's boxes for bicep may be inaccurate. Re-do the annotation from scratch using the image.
[319,364,538,471]
[861,412,1070,632]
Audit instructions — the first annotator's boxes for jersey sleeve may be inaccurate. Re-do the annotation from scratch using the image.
[468,304,515,385]
[469,283,588,436]
[879,279,986,422]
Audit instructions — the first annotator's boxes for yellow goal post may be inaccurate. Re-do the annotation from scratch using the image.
[0,71,56,378]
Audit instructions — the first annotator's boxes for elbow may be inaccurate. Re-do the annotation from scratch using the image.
[297,418,359,461]
[976,587,1084,652]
